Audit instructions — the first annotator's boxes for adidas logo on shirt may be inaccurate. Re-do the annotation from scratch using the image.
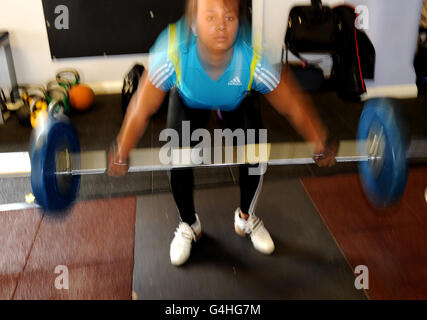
[228,76,242,86]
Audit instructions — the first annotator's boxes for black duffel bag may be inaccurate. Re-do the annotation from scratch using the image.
[284,1,376,100]
[285,0,340,61]
[282,0,339,92]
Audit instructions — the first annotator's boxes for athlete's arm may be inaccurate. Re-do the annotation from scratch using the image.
[264,65,336,167]
[109,70,167,176]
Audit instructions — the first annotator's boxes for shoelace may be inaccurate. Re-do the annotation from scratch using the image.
[175,222,195,241]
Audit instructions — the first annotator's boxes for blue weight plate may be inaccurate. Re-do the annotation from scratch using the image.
[357,98,408,207]
[30,115,80,213]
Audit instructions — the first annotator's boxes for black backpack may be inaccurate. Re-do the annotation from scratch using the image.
[121,63,145,115]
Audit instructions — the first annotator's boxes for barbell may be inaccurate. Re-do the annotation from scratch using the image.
[0,98,425,213]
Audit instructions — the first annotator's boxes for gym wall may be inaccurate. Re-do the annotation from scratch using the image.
[41,0,186,58]
[0,0,424,98]
[0,0,341,91]
[0,0,184,91]
[348,0,423,96]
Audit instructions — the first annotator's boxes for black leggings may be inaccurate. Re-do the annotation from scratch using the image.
[167,88,265,225]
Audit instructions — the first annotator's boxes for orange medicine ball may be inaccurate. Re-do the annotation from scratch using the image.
[69,84,95,111]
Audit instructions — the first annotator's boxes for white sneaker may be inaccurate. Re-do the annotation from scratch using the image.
[170,214,202,266]
[234,208,275,254]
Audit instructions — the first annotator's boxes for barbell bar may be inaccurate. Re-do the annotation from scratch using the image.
[1,139,425,178]
[0,97,423,212]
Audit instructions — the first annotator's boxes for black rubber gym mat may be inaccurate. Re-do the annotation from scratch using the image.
[132,179,367,299]
[0,162,359,206]
[78,167,235,201]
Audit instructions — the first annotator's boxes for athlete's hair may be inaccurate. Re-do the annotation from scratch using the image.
[185,0,249,29]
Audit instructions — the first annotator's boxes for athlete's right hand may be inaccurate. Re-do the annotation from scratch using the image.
[313,136,339,168]
[107,141,130,177]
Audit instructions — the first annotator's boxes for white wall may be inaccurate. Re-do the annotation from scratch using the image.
[351,0,422,87]
[0,0,423,98]
[0,0,148,93]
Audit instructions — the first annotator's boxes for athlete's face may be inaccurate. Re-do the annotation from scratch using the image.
[196,0,239,53]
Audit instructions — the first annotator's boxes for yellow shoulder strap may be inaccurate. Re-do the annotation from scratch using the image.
[248,45,261,91]
[168,23,182,86]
